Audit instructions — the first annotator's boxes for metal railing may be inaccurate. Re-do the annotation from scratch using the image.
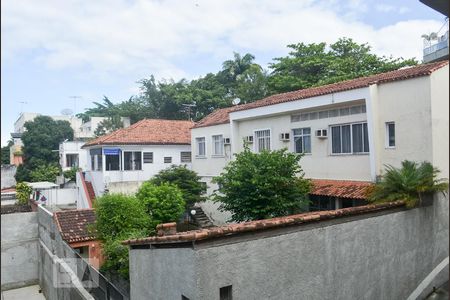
[423,31,449,56]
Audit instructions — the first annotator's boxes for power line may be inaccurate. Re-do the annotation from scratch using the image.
[181,103,196,121]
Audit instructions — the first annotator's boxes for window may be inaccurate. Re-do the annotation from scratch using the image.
[386,122,395,148]
[105,155,120,171]
[90,149,102,171]
[143,152,153,163]
[220,285,232,300]
[254,129,271,152]
[196,137,206,157]
[164,157,172,163]
[293,128,311,154]
[331,123,369,154]
[124,151,142,170]
[66,154,79,168]
[212,135,224,156]
[180,151,192,163]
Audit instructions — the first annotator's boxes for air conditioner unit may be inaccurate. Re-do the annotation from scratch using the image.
[223,138,231,145]
[315,129,328,138]
[279,133,290,141]
[244,135,254,143]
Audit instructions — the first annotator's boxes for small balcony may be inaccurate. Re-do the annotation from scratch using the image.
[422,21,449,63]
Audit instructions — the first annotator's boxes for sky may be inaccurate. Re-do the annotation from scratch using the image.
[1,0,446,146]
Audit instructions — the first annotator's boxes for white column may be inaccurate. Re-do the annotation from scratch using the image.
[366,85,380,182]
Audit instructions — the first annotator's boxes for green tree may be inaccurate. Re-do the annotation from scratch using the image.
[136,182,185,228]
[63,167,79,182]
[16,182,32,205]
[1,139,14,165]
[148,165,205,207]
[30,163,61,182]
[213,147,312,222]
[15,116,73,182]
[368,161,448,208]
[268,37,417,93]
[94,115,124,137]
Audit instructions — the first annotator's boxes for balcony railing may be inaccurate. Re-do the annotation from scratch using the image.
[423,30,449,56]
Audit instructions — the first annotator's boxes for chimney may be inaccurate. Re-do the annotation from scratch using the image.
[156,222,177,236]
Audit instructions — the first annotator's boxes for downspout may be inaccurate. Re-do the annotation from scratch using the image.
[366,84,379,181]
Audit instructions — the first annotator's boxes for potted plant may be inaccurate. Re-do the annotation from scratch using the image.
[367,160,448,208]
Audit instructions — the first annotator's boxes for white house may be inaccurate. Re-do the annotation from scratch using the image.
[77,119,195,207]
[59,140,89,171]
[191,60,449,224]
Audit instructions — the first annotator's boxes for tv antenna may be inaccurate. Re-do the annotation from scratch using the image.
[18,101,28,114]
[181,103,196,121]
[69,96,82,116]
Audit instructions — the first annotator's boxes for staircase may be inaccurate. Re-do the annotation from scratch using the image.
[85,181,96,203]
[191,206,214,228]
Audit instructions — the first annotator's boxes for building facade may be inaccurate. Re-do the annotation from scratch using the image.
[191,61,449,224]
[78,119,195,206]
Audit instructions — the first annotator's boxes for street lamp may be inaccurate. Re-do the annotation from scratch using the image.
[188,209,196,231]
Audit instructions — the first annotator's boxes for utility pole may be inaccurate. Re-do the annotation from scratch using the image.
[181,103,196,121]
[69,96,82,116]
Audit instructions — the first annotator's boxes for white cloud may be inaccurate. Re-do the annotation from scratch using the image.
[1,0,442,82]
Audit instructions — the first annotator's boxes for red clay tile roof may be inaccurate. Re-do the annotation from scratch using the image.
[194,60,449,128]
[310,179,373,199]
[83,119,195,147]
[54,209,97,243]
[123,201,405,246]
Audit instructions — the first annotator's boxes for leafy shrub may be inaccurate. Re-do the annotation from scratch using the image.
[213,147,311,222]
[149,165,205,207]
[136,182,185,229]
[93,193,150,240]
[30,163,60,182]
[368,160,448,208]
[93,193,151,280]
[63,167,79,182]
[16,182,32,205]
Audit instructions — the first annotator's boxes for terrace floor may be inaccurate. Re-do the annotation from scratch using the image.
[1,285,46,300]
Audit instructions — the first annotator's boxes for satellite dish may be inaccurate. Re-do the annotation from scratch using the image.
[61,108,73,116]
[232,98,241,105]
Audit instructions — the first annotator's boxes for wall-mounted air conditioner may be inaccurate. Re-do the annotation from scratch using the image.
[315,129,328,138]
[244,136,254,143]
[279,133,290,141]
[224,138,231,145]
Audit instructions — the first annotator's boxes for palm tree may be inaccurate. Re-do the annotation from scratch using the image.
[368,160,448,208]
[221,52,256,81]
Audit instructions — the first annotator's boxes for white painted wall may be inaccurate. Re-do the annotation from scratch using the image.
[59,141,88,171]
[372,76,434,176]
[85,144,192,196]
[38,188,77,207]
[430,65,449,178]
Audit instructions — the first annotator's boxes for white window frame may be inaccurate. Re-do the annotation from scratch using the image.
[123,151,143,171]
[195,137,206,158]
[329,122,369,155]
[253,128,272,153]
[212,134,224,157]
[385,122,395,149]
[292,128,311,154]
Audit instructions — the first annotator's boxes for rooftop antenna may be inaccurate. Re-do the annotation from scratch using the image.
[69,96,82,116]
[18,101,28,114]
[181,103,196,121]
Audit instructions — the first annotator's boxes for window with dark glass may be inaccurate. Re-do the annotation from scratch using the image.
[124,151,142,170]
[386,122,395,147]
[331,123,369,154]
[105,155,120,171]
[293,128,311,154]
[164,157,172,163]
[66,154,79,168]
[220,285,232,300]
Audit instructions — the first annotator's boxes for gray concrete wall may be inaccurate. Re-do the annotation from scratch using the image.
[1,165,16,189]
[130,194,449,300]
[37,206,94,300]
[1,211,39,290]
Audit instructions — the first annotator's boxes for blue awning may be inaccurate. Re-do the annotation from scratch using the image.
[103,148,121,155]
